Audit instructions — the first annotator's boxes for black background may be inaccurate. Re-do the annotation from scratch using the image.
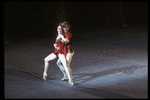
[3,1,148,43]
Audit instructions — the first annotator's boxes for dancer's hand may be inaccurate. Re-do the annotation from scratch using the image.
[54,43,60,50]
[59,35,69,43]
[64,40,69,44]
[54,43,57,48]
[56,47,60,50]
[58,34,64,39]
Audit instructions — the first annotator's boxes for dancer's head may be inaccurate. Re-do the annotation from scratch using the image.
[62,21,70,32]
[57,23,63,35]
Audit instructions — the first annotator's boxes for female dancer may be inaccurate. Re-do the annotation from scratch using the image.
[43,23,74,85]
[56,21,74,84]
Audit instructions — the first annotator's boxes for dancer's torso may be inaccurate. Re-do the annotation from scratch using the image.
[53,32,74,57]
[53,38,64,56]
[63,31,74,58]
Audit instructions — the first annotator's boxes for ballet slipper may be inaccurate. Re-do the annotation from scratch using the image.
[61,76,68,81]
[68,80,74,86]
[43,72,47,80]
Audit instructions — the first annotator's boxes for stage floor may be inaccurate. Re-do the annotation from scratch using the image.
[4,28,148,98]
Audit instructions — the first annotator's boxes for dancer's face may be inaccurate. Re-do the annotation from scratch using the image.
[57,26,63,35]
[63,24,69,32]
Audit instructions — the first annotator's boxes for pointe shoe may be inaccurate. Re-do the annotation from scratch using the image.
[68,81,74,86]
[61,77,68,81]
[43,72,47,80]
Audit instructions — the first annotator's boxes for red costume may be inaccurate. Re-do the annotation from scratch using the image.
[53,31,74,58]
[53,38,64,57]
[63,31,74,58]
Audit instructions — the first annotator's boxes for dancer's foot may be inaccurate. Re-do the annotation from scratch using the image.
[68,80,74,86]
[43,72,47,80]
[61,76,68,81]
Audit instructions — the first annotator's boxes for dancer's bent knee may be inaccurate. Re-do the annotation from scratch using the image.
[44,53,57,62]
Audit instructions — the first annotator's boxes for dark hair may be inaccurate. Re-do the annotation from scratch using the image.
[62,21,71,28]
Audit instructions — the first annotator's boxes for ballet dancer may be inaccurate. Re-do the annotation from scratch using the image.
[56,21,74,84]
[43,23,74,85]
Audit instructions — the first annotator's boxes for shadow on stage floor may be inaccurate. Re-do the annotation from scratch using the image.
[4,67,133,98]
[73,65,146,85]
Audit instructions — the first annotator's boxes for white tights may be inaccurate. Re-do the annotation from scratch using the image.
[57,52,74,78]
[44,53,57,74]
[43,53,73,82]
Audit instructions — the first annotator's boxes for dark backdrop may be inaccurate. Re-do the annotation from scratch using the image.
[3,1,148,43]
